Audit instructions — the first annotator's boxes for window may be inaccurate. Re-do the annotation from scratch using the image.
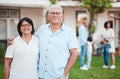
[0,9,20,18]
[0,9,20,40]
[0,19,7,40]
[116,0,120,2]
[0,9,8,18]
[76,10,87,36]
[9,9,20,18]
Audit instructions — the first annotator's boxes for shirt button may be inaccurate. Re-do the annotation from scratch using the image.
[48,42,51,44]
[45,56,47,58]
[45,70,47,72]
[46,49,48,51]
[45,63,46,65]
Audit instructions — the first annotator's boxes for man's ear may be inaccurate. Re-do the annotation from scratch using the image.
[61,14,64,20]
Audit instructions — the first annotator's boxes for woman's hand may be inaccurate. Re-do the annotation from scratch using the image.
[100,39,106,44]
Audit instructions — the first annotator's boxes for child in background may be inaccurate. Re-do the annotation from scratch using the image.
[86,36,93,69]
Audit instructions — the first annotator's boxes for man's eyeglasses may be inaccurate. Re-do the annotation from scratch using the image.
[49,12,61,15]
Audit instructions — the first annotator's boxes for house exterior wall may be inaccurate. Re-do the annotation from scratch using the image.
[0,7,43,38]
[20,8,43,31]
[0,0,120,49]
[63,6,86,30]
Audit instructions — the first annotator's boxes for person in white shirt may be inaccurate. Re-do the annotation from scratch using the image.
[4,17,39,79]
[86,35,93,69]
[101,21,116,69]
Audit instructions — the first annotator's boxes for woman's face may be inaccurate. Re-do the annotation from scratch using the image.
[106,22,111,29]
[20,21,32,36]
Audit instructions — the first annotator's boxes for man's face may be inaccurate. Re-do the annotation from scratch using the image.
[84,22,88,27]
[47,8,63,24]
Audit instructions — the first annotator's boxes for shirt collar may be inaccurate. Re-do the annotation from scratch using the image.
[48,23,65,31]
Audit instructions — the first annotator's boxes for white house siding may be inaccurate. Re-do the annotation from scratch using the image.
[63,6,85,30]
[63,7,76,30]
[20,8,43,31]
[0,6,43,39]
[0,0,51,7]
[93,12,108,44]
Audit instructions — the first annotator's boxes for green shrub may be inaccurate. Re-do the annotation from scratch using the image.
[0,43,6,58]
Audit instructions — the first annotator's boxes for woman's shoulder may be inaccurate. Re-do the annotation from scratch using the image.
[32,35,39,39]
[14,36,21,41]
[109,28,114,32]
[32,35,39,42]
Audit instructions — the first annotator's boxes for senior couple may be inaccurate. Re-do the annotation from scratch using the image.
[4,4,78,79]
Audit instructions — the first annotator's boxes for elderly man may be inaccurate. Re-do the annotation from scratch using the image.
[35,4,78,79]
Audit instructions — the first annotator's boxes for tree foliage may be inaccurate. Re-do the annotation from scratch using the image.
[79,0,113,34]
[49,0,56,4]
[83,0,112,13]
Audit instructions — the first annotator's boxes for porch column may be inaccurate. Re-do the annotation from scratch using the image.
[42,6,48,24]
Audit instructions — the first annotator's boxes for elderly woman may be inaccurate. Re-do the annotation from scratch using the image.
[4,17,39,79]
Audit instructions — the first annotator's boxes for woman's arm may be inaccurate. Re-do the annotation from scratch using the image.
[4,58,12,79]
[109,29,115,44]
[109,37,114,44]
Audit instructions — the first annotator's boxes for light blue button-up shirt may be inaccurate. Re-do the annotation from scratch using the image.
[79,24,88,46]
[35,23,77,79]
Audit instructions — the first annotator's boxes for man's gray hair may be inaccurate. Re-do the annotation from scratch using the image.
[48,4,63,14]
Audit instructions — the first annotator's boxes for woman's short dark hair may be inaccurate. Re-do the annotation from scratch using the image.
[104,21,113,29]
[17,17,35,37]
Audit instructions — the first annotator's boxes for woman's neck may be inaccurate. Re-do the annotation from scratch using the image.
[22,34,32,44]
[106,27,110,30]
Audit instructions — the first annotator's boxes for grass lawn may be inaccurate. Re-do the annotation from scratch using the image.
[0,62,4,79]
[69,56,120,79]
[0,56,120,79]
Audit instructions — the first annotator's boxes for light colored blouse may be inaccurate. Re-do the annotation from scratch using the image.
[102,28,115,53]
[5,36,39,79]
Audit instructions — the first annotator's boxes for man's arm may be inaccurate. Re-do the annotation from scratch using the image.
[7,37,15,46]
[64,48,78,76]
